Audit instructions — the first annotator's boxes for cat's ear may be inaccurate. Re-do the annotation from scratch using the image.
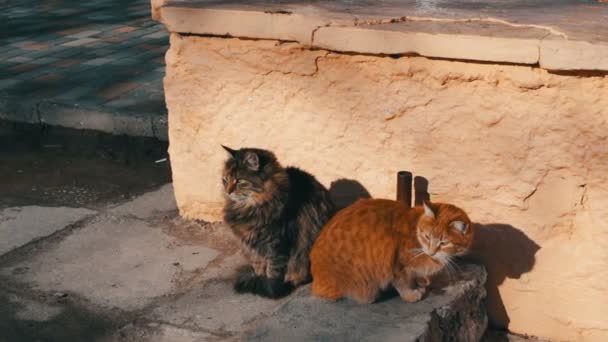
[450,221,469,234]
[423,201,435,219]
[221,145,237,158]
[243,151,260,171]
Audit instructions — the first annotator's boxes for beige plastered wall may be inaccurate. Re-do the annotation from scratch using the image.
[164,33,608,341]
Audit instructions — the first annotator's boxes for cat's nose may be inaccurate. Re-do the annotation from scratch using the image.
[226,183,235,194]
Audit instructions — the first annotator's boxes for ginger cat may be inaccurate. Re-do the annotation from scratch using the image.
[310,198,473,303]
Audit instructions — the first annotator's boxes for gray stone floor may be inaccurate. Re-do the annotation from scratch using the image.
[0,184,489,341]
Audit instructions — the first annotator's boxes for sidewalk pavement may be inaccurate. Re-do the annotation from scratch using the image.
[0,0,168,140]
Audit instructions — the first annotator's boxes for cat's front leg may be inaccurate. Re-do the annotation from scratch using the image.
[251,255,267,276]
[242,247,267,276]
[285,253,310,286]
[265,254,288,280]
[392,269,427,303]
[395,284,426,303]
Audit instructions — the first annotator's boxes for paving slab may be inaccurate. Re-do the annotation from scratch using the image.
[0,206,96,256]
[109,184,176,220]
[3,215,220,310]
[148,280,285,337]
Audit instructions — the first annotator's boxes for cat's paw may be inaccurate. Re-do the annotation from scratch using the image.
[399,287,426,303]
[233,265,257,293]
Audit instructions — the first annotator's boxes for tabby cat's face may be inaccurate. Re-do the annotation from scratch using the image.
[416,202,473,263]
[221,146,276,204]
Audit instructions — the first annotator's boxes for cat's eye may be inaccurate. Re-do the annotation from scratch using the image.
[439,241,450,246]
[222,176,228,184]
[423,233,430,240]
[237,179,249,185]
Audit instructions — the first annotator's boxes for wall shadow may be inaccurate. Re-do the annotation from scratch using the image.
[328,178,371,210]
[414,176,431,205]
[463,223,541,329]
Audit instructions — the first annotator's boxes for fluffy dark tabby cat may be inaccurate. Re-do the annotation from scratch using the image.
[221,145,334,298]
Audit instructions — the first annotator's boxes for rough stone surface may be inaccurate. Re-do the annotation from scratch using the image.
[243,264,487,342]
[3,215,220,310]
[0,206,96,256]
[163,35,608,341]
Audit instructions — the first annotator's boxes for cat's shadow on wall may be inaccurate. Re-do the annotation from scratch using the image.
[415,176,541,330]
[465,223,540,329]
[328,178,372,210]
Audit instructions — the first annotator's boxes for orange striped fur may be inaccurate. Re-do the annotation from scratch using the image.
[310,198,473,303]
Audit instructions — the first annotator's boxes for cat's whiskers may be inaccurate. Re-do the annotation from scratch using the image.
[432,251,455,282]
[443,257,462,283]
[444,260,456,282]
[448,257,461,271]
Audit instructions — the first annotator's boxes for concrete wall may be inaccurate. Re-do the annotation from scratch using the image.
[164,34,608,341]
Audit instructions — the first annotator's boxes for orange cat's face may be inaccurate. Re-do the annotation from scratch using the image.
[416,202,474,263]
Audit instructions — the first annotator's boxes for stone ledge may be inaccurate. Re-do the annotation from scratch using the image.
[540,39,608,71]
[153,0,608,71]
[242,263,488,341]
[313,24,542,65]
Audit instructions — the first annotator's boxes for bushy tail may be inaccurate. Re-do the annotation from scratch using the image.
[233,265,294,299]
